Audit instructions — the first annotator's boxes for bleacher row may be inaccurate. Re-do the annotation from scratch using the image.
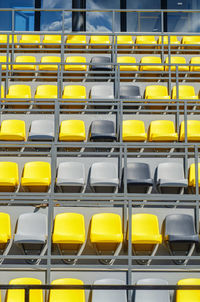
[1,277,200,302]
[1,34,200,49]
[2,119,200,142]
[0,212,198,264]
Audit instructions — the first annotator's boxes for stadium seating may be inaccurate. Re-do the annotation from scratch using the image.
[28,120,54,141]
[117,56,138,72]
[188,163,200,191]
[140,56,164,71]
[172,85,198,100]
[52,213,86,263]
[179,120,200,141]
[176,278,200,301]
[122,120,147,141]
[49,279,85,302]
[90,162,119,193]
[156,163,188,194]
[0,34,17,46]
[165,57,189,72]
[0,56,10,70]
[13,56,36,71]
[0,120,26,141]
[59,120,86,141]
[6,278,43,302]
[90,213,123,264]
[6,85,31,108]
[122,162,153,193]
[39,56,61,71]
[157,35,180,47]
[134,278,170,302]
[42,34,61,47]
[92,279,127,302]
[66,35,87,48]
[34,85,58,108]
[190,57,200,72]
[14,213,47,264]
[62,85,87,108]
[116,35,134,49]
[89,35,111,49]
[135,36,157,49]
[90,56,112,72]
[128,214,162,264]
[89,120,117,142]
[0,162,19,192]
[56,162,85,192]
[19,35,41,47]
[145,85,170,100]
[21,161,51,192]
[148,120,178,141]
[65,56,87,71]
[120,85,142,100]
[0,213,11,251]
[163,214,199,264]
[181,36,200,48]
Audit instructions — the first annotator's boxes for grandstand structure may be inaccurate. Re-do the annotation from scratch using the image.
[0,4,200,302]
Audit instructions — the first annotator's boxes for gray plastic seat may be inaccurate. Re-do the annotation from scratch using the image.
[134,278,170,302]
[156,162,188,194]
[90,162,119,193]
[56,162,85,193]
[163,214,199,265]
[28,120,54,141]
[90,84,114,99]
[89,120,117,142]
[92,279,127,302]
[120,85,142,100]
[90,56,112,71]
[122,163,153,193]
[14,213,47,264]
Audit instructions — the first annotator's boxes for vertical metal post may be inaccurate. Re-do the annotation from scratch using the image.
[25,288,29,302]
[194,145,199,232]
[175,65,179,132]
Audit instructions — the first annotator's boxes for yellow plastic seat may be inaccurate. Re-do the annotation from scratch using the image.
[6,85,31,107]
[6,278,43,302]
[117,57,138,71]
[35,85,58,108]
[182,36,200,48]
[165,57,189,72]
[19,35,41,47]
[0,56,10,70]
[0,120,26,141]
[1,86,4,98]
[49,279,85,302]
[42,35,61,47]
[158,36,180,47]
[0,213,11,245]
[0,162,19,192]
[65,56,87,71]
[13,56,36,71]
[62,85,86,107]
[89,35,110,48]
[116,35,133,50]
[148,120,178,142]
[66,35,86,48]
[189,163,200,187]
[172,85,198,100]
[128,213,162,244]
[145,85,170,99]
[135,36,157,48]
[179,120,200,142]
[140,56,164,71]
[0,35,17,47]
[21,161,51,192]
[122,120,147,141]
[190,57,200,72]
[90,213,123,244]
[176,278,200,302]
[53,213,85,244]
[39,56,61,71]
[59,120,86,141]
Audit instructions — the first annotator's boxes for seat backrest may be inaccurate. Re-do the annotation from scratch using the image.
[157,162,185,180]
[91,120,115,134]
[90,162,118,180]
[150,120,175,134]
[91,56,111,64]
[23,161,51,179]
[126,163,151,180]
[120,85,141,98]
[164,214,196,237]
[0,213,11,242]
[145,85,168,97]
[30,120,54,135]
[16,213,47,238]
[134,278,170,302]
[90,84,114,99]
[92,279,127,302]
[0,162,19,181]
[41,56,61,63]
[49,278,85,302]
[57,162,85,181]
[35,85,58,97]
[141,56,161,63]
[63,85,86,98]
[176,278,200,302]
[8,85,31,98]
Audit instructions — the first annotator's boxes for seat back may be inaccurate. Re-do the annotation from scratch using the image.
[92,279,127,302]
[157,162,185,180]
[126,163,151,180]
[16,213,47,239]
[164,214,196,238]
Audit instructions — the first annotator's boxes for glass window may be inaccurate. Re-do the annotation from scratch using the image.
[41,0,72,31]
[86,0,120,32]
